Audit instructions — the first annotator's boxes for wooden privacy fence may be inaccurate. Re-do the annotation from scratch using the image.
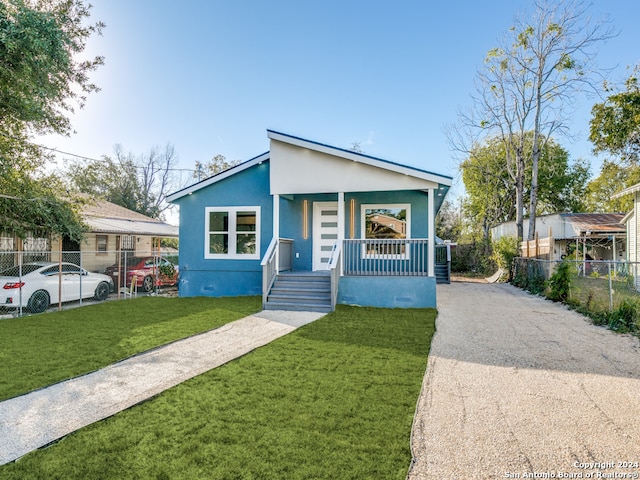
[520,228,554,260]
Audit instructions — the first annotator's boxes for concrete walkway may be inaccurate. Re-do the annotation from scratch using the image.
[0,310,325,465]
[408,281,640,479]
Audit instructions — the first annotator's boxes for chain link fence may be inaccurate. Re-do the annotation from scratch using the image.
[0,250,178,318]
[512,257,640,332]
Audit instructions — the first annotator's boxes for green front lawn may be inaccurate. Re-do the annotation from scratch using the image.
[0,305,436,480]
[0,296,261,401]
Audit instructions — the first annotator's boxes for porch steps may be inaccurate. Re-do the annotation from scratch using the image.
[265,272,332,313]
[435,263,450,284]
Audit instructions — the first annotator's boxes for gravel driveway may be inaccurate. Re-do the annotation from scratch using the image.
[408,281,640,480]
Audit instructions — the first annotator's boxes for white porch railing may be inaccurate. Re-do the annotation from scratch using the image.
[342,238,429,276]
[261,238,278,309]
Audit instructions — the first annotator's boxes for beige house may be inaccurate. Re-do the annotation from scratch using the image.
[1,199,178,273]
[71,199,178,272]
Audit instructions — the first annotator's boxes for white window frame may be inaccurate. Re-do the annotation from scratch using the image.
[361,203,411,259]
[204,206,261,260]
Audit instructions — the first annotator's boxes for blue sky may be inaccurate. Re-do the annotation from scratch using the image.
[39,0,640,208]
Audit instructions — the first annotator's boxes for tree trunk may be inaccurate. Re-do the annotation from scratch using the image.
[515,145,525,242]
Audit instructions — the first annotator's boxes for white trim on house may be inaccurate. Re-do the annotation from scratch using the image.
[267,130,452,186]
[612,182,640,199]
[166,153,270,202]
[166,131,452,203]
[204,206,261,260]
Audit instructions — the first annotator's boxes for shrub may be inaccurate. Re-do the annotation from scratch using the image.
[608,298,640,332]
[491,236,519,280]
[547,261,572,302]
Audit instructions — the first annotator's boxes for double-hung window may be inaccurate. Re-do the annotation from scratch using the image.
[205,207,260,259]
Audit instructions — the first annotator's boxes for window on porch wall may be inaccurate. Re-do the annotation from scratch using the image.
[362,204,410,257]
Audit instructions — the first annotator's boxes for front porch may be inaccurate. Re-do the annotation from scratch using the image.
[262,238,451,311]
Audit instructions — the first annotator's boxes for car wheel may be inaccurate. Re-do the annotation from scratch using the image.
[142,275,154,293]
[94,281,110,301]
[28,290,50,314]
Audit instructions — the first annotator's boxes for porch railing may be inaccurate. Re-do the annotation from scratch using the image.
[261,238,295,308]
[279,238,293,272]
[261,238,278,308]
[342,239,429,276]
[327,241,342,310]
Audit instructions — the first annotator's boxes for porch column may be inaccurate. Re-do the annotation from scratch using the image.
[428,188,435,277]
[338,192,345,276]
[273,194,280,272]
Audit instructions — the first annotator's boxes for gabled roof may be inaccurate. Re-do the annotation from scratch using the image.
[166,131,452,203]
[166,152,269,202]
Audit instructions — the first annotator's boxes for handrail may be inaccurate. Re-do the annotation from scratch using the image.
[328,241,342,311]
[261,237,278,266]
[261,237,279,308]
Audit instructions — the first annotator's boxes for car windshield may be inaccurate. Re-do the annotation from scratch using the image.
[0,264,44,276]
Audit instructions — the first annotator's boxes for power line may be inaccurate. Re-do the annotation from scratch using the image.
[0,132,199,173]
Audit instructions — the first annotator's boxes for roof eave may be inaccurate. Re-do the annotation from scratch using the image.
[166,152,270,203]
[612,182,640,199]
[267,129,453,187]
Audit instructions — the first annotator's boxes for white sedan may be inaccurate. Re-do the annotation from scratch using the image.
[0,262,114,314]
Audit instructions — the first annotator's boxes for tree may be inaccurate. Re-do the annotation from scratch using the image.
[66,144,178,219]
[583,160,640,212]
[460,133,589,240]
[451,0,614,240]
[193,154,239,181]
[590,67,640,165]
[0,0,103,238]
[435,199,461,242]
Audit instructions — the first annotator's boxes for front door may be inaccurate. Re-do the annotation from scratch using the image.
[313,202,338,271]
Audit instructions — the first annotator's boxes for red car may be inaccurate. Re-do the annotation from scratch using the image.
[104,256,178,293]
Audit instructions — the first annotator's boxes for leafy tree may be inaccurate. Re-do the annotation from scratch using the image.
[590,67,640,165]
[0,0,103,238]
[0,0,104,135]
[583,160,640,212]
[193,154,239,180]
[451,0,614,240]
[0,174,85,241]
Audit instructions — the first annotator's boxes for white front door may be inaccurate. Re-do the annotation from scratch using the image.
[313,201,338,271]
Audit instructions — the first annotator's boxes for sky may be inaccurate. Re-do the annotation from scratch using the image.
[37,0,640,224]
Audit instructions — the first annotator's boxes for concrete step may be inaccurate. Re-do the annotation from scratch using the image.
[264,301,332,313]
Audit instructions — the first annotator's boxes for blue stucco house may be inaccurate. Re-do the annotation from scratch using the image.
[167,130,452,311]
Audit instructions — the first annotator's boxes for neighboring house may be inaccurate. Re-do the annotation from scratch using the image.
[491,213,626,261]
[75,198,178,272]
[612,182,640,265]
[167,130,452,311]
[0,198,178,273]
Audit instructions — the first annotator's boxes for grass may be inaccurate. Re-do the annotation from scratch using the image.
[0,296,261,401]
[0,305,436,480]
[570,275,639,311]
